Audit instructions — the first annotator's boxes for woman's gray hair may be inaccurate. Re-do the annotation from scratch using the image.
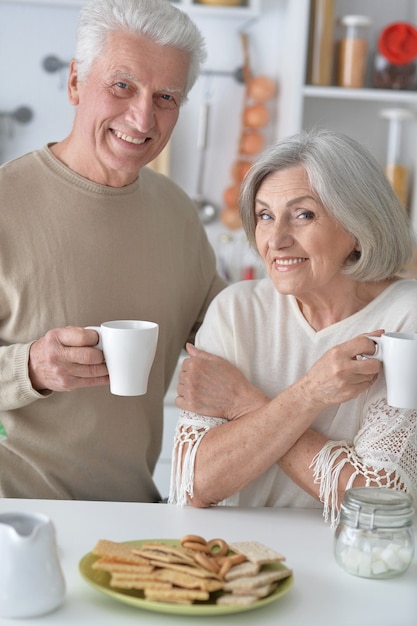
[75,0,206,99]
[240,128,416,282]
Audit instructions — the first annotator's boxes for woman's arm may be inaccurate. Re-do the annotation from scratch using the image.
[173,334,381,508]
[176,343,269,420]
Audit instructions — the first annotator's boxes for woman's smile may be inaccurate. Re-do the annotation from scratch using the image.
[273,256,308,270]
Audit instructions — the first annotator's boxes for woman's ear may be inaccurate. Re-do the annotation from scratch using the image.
[354,240,361,259]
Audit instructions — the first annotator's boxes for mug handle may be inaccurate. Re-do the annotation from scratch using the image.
[365,335,382,361]
[85,326,103,350]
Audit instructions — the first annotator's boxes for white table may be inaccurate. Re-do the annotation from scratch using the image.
[0,499,415,626]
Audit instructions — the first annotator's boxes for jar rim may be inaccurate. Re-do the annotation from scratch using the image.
[340,487,414,529]
[339,15,371,28]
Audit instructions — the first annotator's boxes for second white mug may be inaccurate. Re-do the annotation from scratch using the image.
[367,332,417,409]
[86,320,159,396]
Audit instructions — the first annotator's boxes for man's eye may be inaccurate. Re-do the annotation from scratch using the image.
[156,93,179,110]
[115,81,128,90]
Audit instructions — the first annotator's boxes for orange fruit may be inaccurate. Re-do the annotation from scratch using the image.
[240,131,265,155]
[243,103,270,128]
[247,76,276,102]
[220,207,242,230]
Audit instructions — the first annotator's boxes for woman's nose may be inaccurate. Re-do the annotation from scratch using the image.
[268,221,293,250]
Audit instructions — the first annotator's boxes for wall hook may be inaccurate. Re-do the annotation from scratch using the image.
[202,66,245,83]
[42,55,70,89]
[0,106,33,123]
[0,106,33,138]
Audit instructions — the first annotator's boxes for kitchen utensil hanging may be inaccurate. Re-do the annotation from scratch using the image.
[194,75,218,224]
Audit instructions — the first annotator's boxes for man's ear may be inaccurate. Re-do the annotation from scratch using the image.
[68,59,80,105]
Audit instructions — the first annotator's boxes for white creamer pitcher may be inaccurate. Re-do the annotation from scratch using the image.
[0,512,65,618]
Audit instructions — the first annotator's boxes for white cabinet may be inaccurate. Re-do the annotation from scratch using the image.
[278,0,417,228]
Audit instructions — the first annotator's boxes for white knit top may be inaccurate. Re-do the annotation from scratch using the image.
[170,278,417,525]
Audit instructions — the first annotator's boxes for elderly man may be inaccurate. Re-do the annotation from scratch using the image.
[0,0,225,500]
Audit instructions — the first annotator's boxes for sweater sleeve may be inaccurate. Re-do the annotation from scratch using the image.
[0,342,52,411]
[168,410,238,507]
[311,398,417,527]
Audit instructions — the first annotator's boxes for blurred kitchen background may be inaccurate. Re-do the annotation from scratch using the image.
[1,0,417,496]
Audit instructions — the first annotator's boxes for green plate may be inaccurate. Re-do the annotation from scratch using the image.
[79,539,294,616]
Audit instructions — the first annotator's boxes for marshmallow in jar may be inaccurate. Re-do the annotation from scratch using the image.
[334,487,415,579]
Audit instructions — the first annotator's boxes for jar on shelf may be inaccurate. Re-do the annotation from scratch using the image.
[379,107,414,210]
[337,15,371,88]
[307,0,335,86]
[334,487,415,579]
[373,22,417,90]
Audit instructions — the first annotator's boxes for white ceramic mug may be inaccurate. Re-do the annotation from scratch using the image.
[86,320,159,396]
[367,332,417,409]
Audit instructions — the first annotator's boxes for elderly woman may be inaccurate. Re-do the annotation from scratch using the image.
[169,129,417,525]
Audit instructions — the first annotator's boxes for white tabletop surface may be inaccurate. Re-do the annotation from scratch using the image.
[0,499,415,626]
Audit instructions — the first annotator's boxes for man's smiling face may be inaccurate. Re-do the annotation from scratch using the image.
[67,30,190,187]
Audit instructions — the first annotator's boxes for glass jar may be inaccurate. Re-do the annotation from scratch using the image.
[379,108,414,210]
[373,22,417,90]
[334,487,415,579]
[307,0,335,86]
[337,15,371,88]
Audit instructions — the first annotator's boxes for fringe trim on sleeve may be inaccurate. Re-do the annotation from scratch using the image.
[168,410,238,507]
[311,440,407,528]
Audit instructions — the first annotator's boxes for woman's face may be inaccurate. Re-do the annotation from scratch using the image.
[254,165,357,301]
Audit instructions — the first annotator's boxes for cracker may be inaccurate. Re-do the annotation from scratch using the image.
[92,559,154,574]
[150,561,220,580]
[110,575,171,590]
[225,561,260,580]
[153,568,214,590]
[92,539,148,564]
[230,582,276,598]
[228,541,286,565]
[144,588,209,603]
[223,567,292,592]
[133,544,196,566]
[216,593,259,606]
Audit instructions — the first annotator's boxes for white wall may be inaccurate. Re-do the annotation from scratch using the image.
[0,1,78,163]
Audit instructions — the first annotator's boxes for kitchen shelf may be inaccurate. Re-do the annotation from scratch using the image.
[175,0,260,18]
[303,86,417,105]
[0,0,260,15]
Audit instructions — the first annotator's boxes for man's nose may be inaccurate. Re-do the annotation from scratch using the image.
[127,95,155,132]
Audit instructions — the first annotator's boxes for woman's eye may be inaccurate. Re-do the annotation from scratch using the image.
[256,212,272,222]
[298,210,315,220]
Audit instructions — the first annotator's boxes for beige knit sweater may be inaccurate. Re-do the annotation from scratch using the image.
[0,145,224,500]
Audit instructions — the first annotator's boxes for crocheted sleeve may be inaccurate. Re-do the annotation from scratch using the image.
[168,410,239,507]
[311,398,417,526]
